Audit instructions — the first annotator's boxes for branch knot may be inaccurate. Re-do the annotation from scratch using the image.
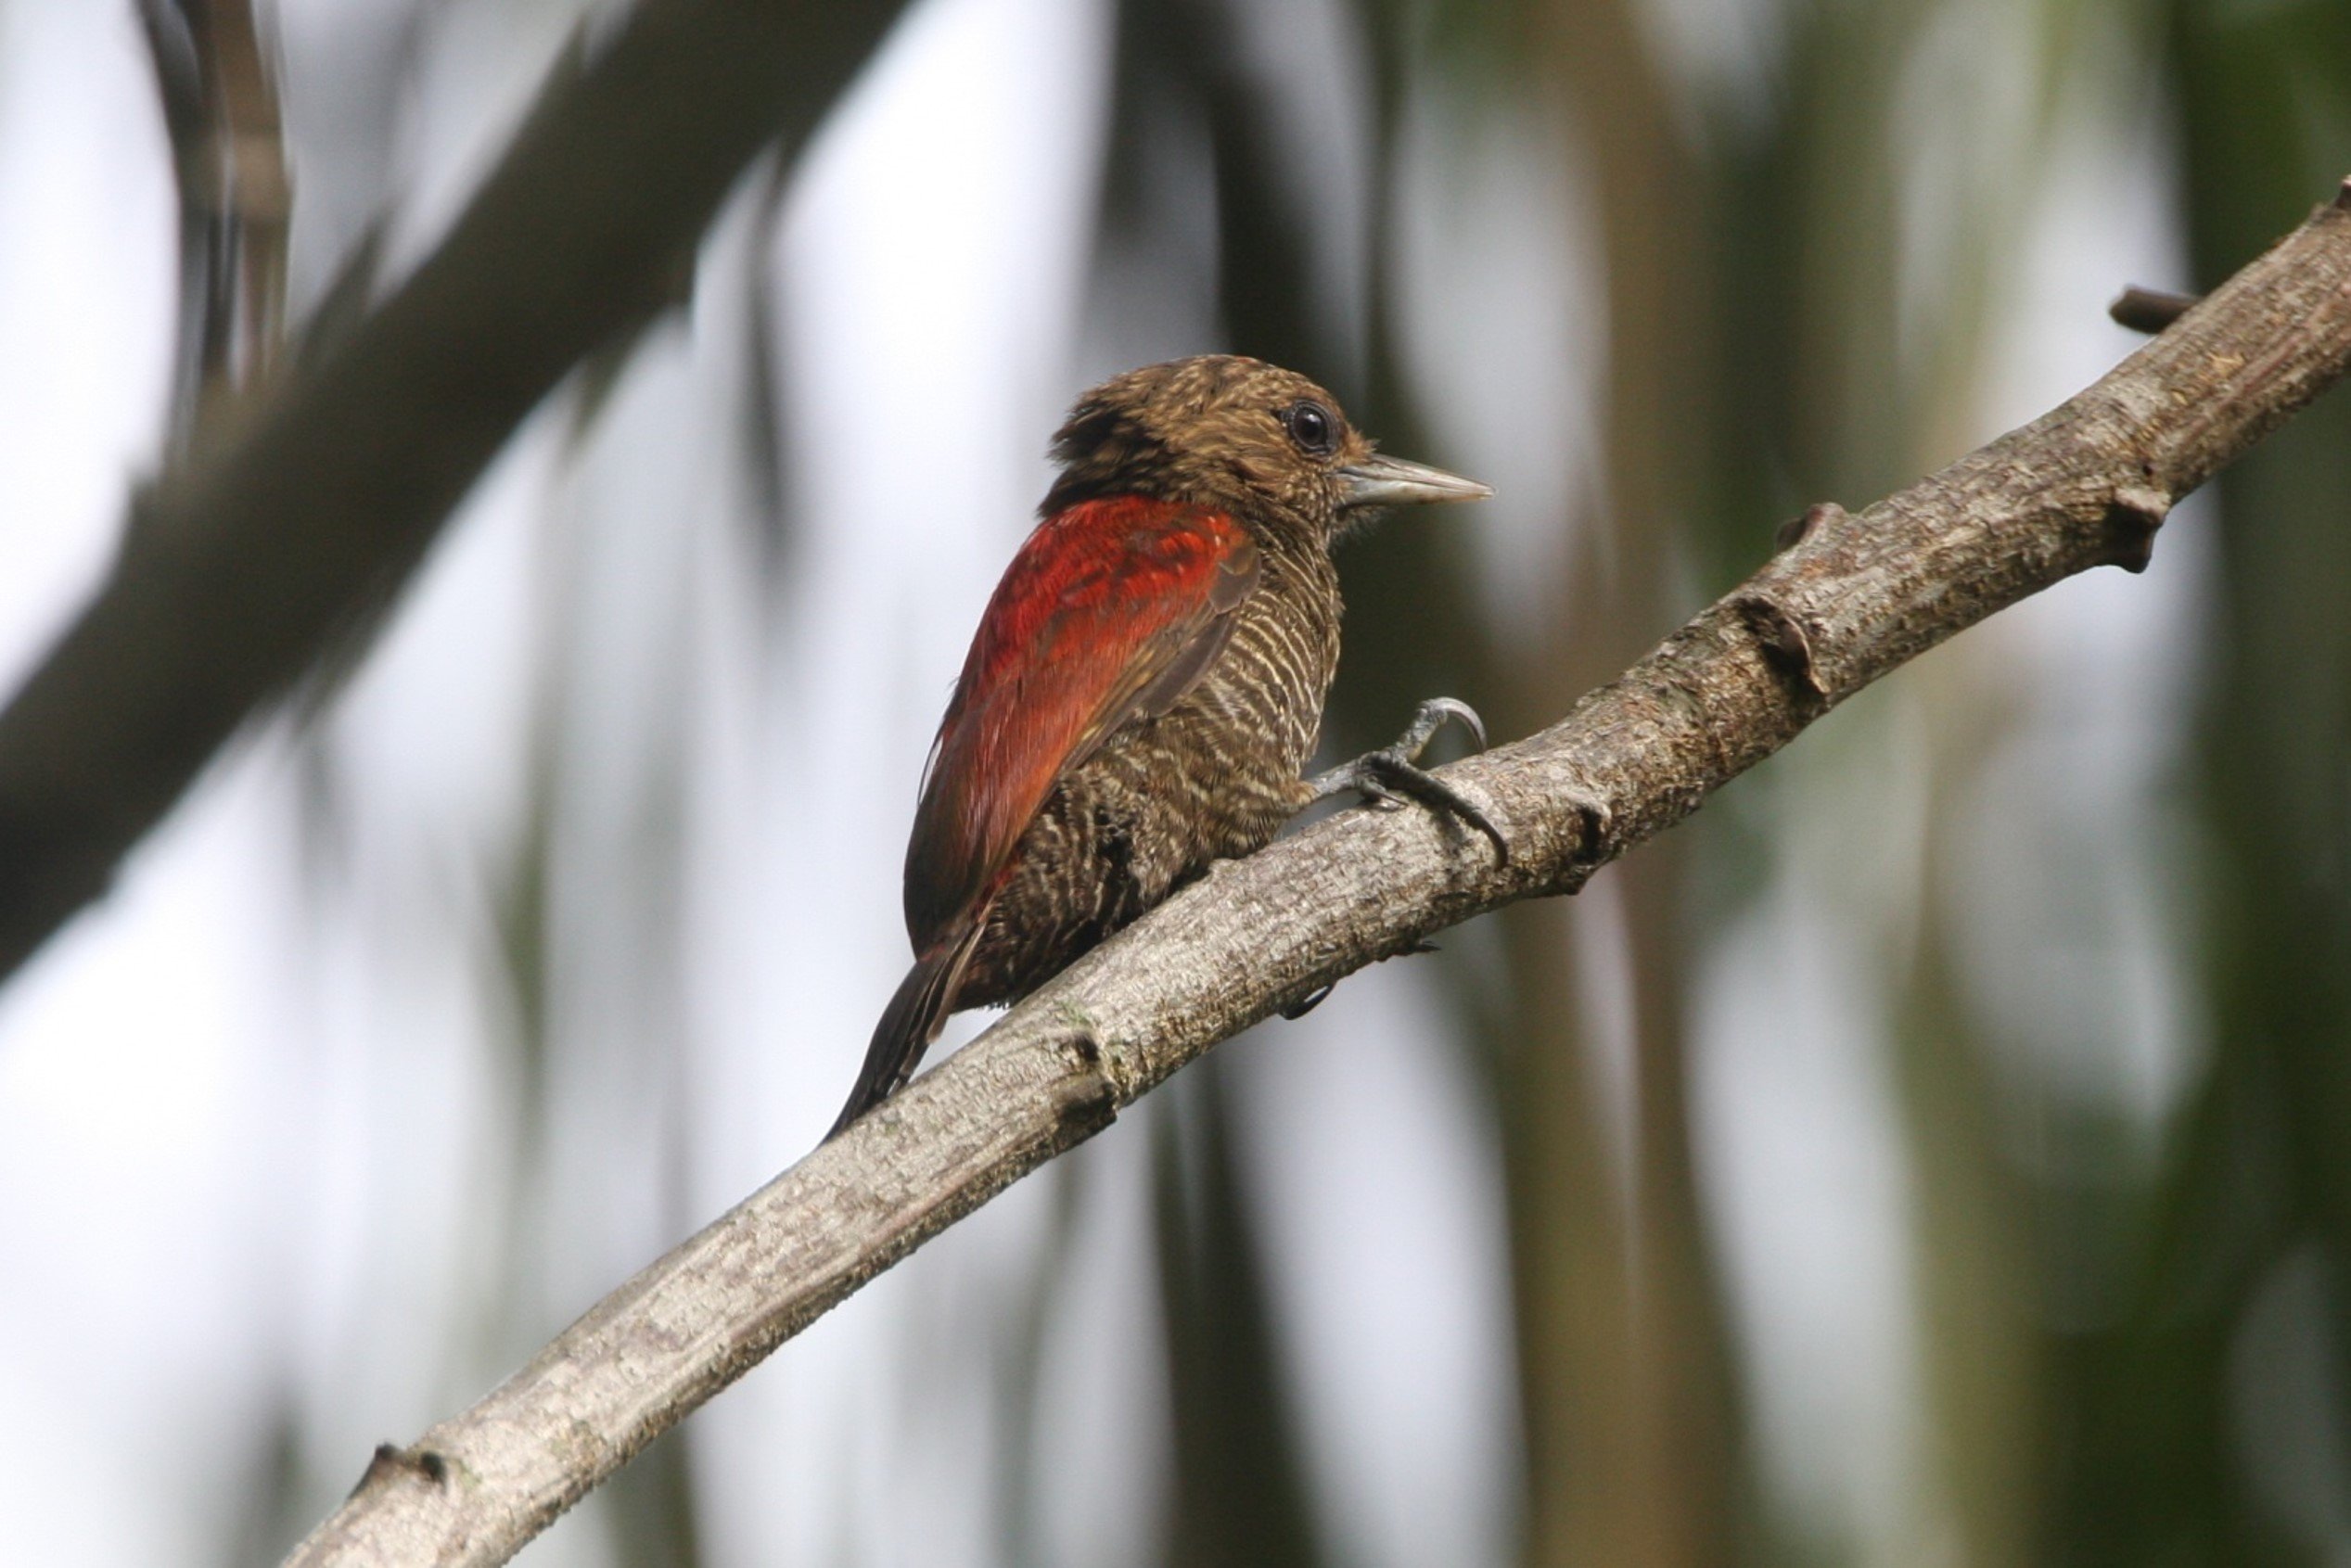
[1774,501,1846,552]
[2104,484,2173,573]
[1734,593,1830,701]
[353,1443,449,1499]
[1048,1019,1120,1139]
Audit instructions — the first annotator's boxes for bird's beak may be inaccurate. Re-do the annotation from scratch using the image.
[1336,453,1493,510]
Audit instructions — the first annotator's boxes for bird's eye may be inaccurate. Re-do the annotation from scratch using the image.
[1281,401,1337,456]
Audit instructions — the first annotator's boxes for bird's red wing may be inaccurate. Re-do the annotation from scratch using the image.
[902,496,1259,950]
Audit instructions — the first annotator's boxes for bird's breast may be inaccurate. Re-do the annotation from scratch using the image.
[1186,572,1343,773]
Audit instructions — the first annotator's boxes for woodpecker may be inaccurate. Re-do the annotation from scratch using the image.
[831,355,1499,1138]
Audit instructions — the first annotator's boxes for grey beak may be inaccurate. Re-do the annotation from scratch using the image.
[1336,453,1493,509]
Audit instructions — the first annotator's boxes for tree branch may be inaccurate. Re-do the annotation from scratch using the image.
[0,0,909,984]
[134,0,292,440]
[282,180,2351,1568]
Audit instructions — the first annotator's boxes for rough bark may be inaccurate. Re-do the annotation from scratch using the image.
[280,183,2351,1567]
[0,0,908,981]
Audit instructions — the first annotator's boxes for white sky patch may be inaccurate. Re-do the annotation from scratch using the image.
[1696,74,2197,1549]
[272,0,428,312]
[691,0,1128,1562]
[1691,668,1944,1556]
[1568,870,1643,1208]
[1953,74,2205,1147]
[1694,870,1926,1558]
[1220,0,1376,382]
[1234,963,1519,1568]
[0,744,313,1562]
[0,8,271,1562]
[1391,78,1601,644]
[1893,0,2045,403]
[720,0,1114,1163]
[1026,1135,1176,1565]
[0,0,173,693]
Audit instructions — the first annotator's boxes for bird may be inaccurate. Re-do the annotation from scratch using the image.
[829,354,1501,1139]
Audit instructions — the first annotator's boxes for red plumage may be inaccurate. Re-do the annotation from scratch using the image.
[902,495,1258,950]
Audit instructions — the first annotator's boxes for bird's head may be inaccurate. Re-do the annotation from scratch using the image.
[1041,355,1489,548]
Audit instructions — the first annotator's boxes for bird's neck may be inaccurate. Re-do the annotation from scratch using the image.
[1254,533,1345,651]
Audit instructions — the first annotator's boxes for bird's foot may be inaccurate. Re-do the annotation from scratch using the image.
[1306,697,1509,864]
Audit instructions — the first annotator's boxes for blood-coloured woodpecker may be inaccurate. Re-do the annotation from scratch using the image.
[829,355,1500,1138]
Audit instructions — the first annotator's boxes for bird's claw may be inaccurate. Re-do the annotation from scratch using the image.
[1392,695,1487,757]
[1307,698,1509,864]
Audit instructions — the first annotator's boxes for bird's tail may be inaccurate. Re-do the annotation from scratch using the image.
[827,923,983,1141]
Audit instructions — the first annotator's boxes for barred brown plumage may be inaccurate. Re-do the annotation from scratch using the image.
[828,355,1499,1139]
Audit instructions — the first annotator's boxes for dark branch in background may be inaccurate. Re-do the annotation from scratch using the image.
[282,184,2351,1568]
[134,0,291,444]
[0,0,911,984]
